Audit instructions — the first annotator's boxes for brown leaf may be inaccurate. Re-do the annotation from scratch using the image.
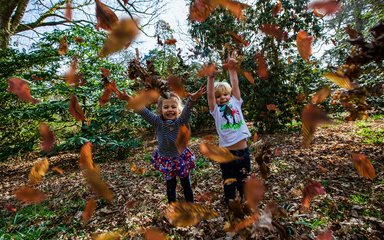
[296,30,312,62]
[317,165,328,173]
[39,122,55,152]
[58,36,68,55]
[301,103,330,147]
[274,147,282,156]
[260,24,284,41]
[79,142,99,172]
[144,228,167,240]
[316,229,333,240]
[95,0,118,31]
[266,104,278,111]
[311,86,331,104]
[218,0,250,20]
[7,77,39,103]
[312,9,325,18]
[65,56,84,85]
[323,72,356,90]
[83,169,114,203]
[65,0,72,21]
[308,0,341,15]
[99,18,139,57]
[199,142,241,163]
[252,133,258,142]
[69,95,85,121]
[28,158,49,185]
[176,125,191,154]
[245,177,265,210]
[52,166,64,175]
[100,67,111,77]
[5,204,17,213]
[242,71,254,84]
[74,36,85,43]
[127,89,159,111]
[345,25,359,39]
[15,186,46,204]
[259,162,269,179]
[272,0,282,17]
[99,81,118,107]
[164,202,219,227]
[255,53,269,80]
[302,180,326,209]
[82,199,97,225]
[92,231,121,240]
[164,38,177,45]
[168,76,187,98]
[225,212,259,232]
[227,31,249,46]
[197,63,217,77]
[351,153,376,180]
[189,0,215,22]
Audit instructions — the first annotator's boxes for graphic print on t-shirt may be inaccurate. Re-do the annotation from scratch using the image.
[219,103,244,130]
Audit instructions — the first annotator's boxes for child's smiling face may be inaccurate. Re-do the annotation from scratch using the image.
[215,91,231,105]
[161,98,181,120]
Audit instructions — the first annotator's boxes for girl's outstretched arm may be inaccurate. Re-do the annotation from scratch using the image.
[136,107,161,127]
[179,86,206,123]
[227,51,241,100]
[207,75,216,112]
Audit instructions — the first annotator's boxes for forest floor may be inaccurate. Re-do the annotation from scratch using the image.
[1,116,383,240]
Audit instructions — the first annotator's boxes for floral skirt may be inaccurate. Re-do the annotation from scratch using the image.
[150,148,195,180]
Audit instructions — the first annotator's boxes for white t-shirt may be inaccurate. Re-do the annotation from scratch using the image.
[210,96,251,147]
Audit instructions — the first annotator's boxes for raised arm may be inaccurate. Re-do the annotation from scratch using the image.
[136,107,161,127]
[207,76,216,112]
[227,52,241,100]
[179,86,206,123]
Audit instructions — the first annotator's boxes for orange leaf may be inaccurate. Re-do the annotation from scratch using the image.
[199,142,241,163]
[244,177,265,210]
[95,0,118,31]
[316,229,333,240]
[144,228,167,240]
[100,67,111,77]
[345,25,359,39]
[252,133,258,142]
[82,199,97,224]
[83,169,114,203]
[164,38,177,45]
[197,63,217,77]
[266,104,278,111]
[351,153,376,180]
[323,72,356,90]
[7,77,38,103]
[225,212,259,232]
[189,0,215,22]
[99,18,139,57]
[39,122,55,152]
[272,0,282,17]
[99,81,118,107]
[168,76,187,98]
[242,71,254,84]
[312,9,325,18]
[52,166,64,174]
[164,202,219,227]
[302,180,326,209]
[260,24,284,41]
[58,36,68,55]
[69,94,85,121]
[308,0,341,15]
[317,165,328,173]
[65,0,72,21]
[80,142,99,172]
[301,103,330,147]
[176,125,191,154]
[255,53,268,80]
[218,0,250,20]
[65,56,84,86]
[28,158,49,185]
[74,36,85,43]
[296,30,312,62]
[223,178,237,186]
[227,31,249,46]
[15,186,46,204]
[92,231,121,240]
[127,89,159,111]
[311,86,331,104]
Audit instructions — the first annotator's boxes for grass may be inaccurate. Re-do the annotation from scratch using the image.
[349,194,368,205]
[354,119,384,145]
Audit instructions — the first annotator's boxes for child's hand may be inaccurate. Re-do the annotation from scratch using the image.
[224,51,238,71]
[189,85,206,101]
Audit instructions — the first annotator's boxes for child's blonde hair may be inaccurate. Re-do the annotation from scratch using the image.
[156,92,183,116]
[214,82,232,96]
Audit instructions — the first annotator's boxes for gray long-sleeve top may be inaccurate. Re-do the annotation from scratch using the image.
[137,98,193,157]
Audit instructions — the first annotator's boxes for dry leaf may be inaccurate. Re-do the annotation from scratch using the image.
[296,30,312,62]
[256,53,269,80]
[225,213,259,232]
[242,71,254,84]
[82,199,97,225]
[65,56,83,85]
[8,77,39,103]
[65,0,72,21]
[39,122,55,152]
[99,81,118,107]
[227,31,249,46]
[15,186,46,204]
[74,36,85,43]
[28,158,49,185]
[164,38,177,45]
[83,169,114,203]
[260,24,284,41]
[92,231,121,240]
[189,0,215,22]
[58,36,68,55]
[266,104,278,111]
[52,166,64,174]
[176,125,191,154]
[311,86,331,104]
[127,89,159,111]
[351,153,376,180]
[199,142,241,163]
[301,103,330,147]
[245,177,265,210]
[223,178,237,185]
[323,72,356,90]
[302,180,326,209]
[95,0,118,31]
[168,76,187,98]
[79,142,99,172]
[274,147,282,156]
[197,63,217,77]
[272,0,282,17]
[308,0,341,15]
[144,228,167,240]
[316,229,333,240]
[69,94,85,121]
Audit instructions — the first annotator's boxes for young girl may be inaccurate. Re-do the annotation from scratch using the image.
[136,88,205,203]
[207,52,251,205]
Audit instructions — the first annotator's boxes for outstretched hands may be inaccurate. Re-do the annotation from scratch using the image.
[225,51,238,71]
[189,85,206,101]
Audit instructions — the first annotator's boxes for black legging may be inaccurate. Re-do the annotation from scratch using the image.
[166,175,194,203]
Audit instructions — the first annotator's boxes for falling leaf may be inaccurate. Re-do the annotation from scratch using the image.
[244,177,265,210]
[272,0,282,17]
[130,163,146,175]
[323,72,356,90]
[39,122,55,152]
[15,186,46,204]
[95,0,118,31]
[189,0,215,22]
[79,142,99,172]
[311,86,331,104]
[345,25,359,39]
[301,103,330,147]
[197,63,217,77]
[83,169,114,203]
[227,31,249,46]
[52,166,64,175]
[259,162,269,179]
[123,0,129,4]
[266,104,278,111]
[99,81,118,107]
[7,77,39,103]
[164,38,177,45]
[65,0,72,21]
[58,36,68,55]
[199,142,241,163]
[100,67,111,77]
[92,231,121,240]
[296,30,312,62]
[144,228,167,240]
[99,18,139,57]
[351,153,376,180]
[74,36,85,43]
[316,229,333,240]
[69,94,85,121]
[302,180,326,209]
[223,178,237,185]
[252,133,258,142]
[218,0,250,20]
[28,158,49,185]
[127,89,159,111]
[260,24,284,41]
[242,71,254,84]
[225,212,259,232]
[82,199,97,225]
[168,76,187,98]
[255,53,269,80]
[164,202,219,227]
[308,0,341,15]
[297,93,306,102]
[176,125,191,154]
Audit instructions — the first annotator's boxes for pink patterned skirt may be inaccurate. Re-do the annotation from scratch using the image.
[150,148,195,180]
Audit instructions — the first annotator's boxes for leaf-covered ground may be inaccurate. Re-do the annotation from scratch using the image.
[1,117,383,239]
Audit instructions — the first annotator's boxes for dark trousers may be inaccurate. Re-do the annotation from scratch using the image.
[220,147,251,204]
[166,174,194,203]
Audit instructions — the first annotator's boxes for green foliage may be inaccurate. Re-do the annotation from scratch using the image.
[355,120,384,145]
